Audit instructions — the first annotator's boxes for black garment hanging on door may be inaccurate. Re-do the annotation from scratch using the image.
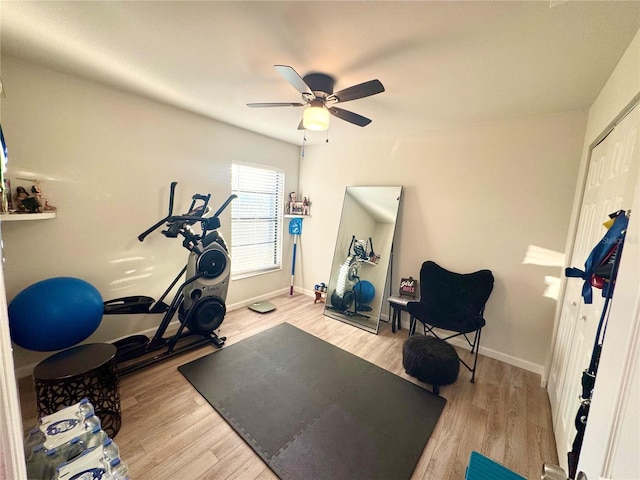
[565,210,629,479]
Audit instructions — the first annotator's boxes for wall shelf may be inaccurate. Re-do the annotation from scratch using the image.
[0,212,57,222]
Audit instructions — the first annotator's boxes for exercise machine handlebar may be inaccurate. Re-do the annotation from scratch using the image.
[137,183,237,242]
[167,181,178,216]
[138,182,178,242]
[138,218,169,242]
[212,194,238,218]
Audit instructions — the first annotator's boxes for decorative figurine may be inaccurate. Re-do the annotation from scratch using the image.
[286,192,311,216]
[15,186,29,200]
[288,191,297,215]
[13,181,56,213]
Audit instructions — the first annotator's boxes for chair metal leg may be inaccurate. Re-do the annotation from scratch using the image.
[414,323,484,383]
[444,328,482,383]
[408,315,416,336]
[470,328,480,354]
[469,328,482,383]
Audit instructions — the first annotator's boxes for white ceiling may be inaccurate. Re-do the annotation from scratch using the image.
[1,1,639,146]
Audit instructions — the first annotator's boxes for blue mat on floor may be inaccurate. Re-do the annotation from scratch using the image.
[179,322,446,480]
[465,451,526,479]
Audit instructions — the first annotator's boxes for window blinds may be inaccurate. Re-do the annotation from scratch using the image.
[231,163,284,278]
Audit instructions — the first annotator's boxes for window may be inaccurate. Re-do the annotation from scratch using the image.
[231,163,284,279]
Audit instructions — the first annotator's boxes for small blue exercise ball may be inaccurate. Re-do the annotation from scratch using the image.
[354,280,375,304]
[8,277,103,352]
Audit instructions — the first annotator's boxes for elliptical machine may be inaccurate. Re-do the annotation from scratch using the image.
[329,235,376,318]
[103,182,236,375]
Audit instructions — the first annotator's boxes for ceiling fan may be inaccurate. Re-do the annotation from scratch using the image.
[247,65,385,131]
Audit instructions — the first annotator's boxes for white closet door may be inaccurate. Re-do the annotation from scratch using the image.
[548,104,639,472]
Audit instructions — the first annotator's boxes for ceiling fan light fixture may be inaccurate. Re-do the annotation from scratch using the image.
[248,66,383,131]
[303,102,330,131]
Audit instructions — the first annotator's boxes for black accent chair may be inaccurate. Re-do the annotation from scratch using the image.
[406,261,494,383]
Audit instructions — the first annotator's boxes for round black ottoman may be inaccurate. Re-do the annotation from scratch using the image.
[403,335,459,394]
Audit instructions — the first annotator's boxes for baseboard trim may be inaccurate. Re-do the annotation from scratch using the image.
[226,288,291,311]
[399,319,545,376]
[15,288,294,379]
[15,290,544,379]
[14,319,189,379]
[302,289,544,375]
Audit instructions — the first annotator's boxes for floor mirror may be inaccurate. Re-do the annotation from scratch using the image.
[324,186,403,333]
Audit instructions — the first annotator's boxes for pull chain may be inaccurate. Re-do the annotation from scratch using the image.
[301,132,307,158]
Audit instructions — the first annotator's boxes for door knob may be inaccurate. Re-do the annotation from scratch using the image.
[542,463,567,479]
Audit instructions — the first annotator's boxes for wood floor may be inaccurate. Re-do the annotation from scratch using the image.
[19,293,558,479]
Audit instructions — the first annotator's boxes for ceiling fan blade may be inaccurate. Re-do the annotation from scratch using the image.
[274,65,313,95]
[329,107,372,127]
[247,102,305,108]
[331,79,385,103]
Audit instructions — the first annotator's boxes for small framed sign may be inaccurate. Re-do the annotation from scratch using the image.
[399,277,417,298]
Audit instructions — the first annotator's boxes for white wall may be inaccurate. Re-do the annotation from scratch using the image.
[299,111,587,371]
[1,56,300,373]
[0,56,589,375]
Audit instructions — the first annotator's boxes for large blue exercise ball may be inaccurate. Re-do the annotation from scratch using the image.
[8,277,103,352]
[354,280,375,305]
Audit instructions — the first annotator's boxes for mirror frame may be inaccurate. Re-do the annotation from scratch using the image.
[324,186,403,333]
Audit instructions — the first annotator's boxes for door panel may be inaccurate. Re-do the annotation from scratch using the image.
[550,105,639,472]
[548,303,578,420]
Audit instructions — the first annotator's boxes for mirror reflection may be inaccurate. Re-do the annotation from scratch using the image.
[324,186,402,333]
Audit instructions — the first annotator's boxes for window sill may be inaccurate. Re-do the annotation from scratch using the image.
[231,266,282,281]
